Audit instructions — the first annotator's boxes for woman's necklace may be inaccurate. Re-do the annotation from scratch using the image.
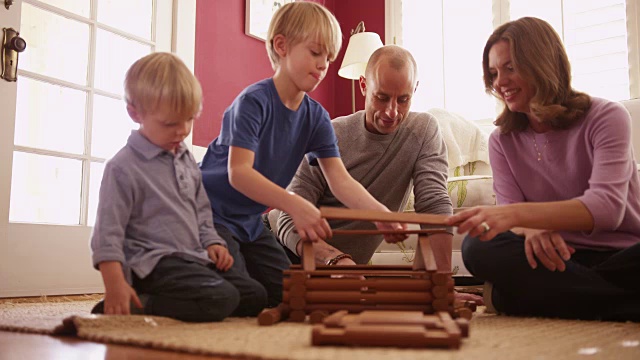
[532,136,549,161]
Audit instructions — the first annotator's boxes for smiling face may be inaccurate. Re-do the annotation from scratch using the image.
[487,40,536,116]
[360,58,416,135]
[128,104,194,154]
[279,37,330,93]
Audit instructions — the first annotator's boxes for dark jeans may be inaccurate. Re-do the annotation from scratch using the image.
[462,231,640,321]
[133,254,266,322]
[215,223,291,308]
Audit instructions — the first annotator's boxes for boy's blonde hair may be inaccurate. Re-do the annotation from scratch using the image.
[266,2,342,70]
[124,52,202,119]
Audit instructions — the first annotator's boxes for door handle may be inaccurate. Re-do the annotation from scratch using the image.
[2,27,26,82]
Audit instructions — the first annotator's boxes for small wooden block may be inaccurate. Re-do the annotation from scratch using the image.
[301,241,316,271]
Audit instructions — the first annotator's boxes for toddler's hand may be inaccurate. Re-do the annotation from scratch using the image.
[207,244,234,271]
[104,281,142,315]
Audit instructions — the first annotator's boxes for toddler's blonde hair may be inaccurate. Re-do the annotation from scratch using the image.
[124,52,202,119]
[266,2,342,70]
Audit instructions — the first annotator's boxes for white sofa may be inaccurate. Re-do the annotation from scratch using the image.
[371,99,640,277]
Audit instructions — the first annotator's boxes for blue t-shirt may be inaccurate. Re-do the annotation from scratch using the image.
[200,78,340,242]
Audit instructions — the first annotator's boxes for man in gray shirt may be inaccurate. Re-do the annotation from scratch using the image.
[272,45,454,270]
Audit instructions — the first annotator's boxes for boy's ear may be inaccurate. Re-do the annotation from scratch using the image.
[127,104,142,124]
[273,34,287,58]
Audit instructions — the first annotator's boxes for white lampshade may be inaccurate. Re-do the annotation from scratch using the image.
[338,32,384,80]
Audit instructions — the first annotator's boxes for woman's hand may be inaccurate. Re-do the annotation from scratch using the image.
[445,205,518,241]
[522,229,575,272]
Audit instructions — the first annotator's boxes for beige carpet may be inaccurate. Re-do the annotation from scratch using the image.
[1,298,639,360]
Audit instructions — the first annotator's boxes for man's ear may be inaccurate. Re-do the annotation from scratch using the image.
[127,103,142,124]
[273,34,287,58]
[359,75,367,96]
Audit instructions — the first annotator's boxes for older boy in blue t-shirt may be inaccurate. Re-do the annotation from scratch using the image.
[200,2,406,307]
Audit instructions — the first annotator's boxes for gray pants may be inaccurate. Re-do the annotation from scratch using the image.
[215,223,291,307]
[133,255,267,322]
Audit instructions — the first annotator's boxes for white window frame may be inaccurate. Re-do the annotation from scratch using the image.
[385,0,640,119]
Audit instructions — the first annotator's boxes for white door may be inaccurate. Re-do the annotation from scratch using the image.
[0,0,196,297]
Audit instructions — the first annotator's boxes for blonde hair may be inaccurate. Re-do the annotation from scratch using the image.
[482,17,590,133]
[124,52,202,119]
[266,1,342,70]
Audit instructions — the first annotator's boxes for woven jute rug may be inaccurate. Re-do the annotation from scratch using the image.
[1,298,639,360]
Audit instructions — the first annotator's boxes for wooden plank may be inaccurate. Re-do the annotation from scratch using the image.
[332,229,449,236]
[320,207,449,225]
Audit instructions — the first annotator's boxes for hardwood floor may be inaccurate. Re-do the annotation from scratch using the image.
[0,330,231,360]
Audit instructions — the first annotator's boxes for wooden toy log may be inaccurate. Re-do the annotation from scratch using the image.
[289,264,414,270]
[257,303,290,326]
[283,290,435,304]
[311,325,459,348]
[324,310,441,329]
[320,207,449,226]
[303,303,434,313]
[283,277,434,292]
[332,229,449,236]
[285,269,430,277]
[301,241,316,271]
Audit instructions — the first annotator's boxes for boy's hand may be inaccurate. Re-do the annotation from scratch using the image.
[207,244,234,271]
[375,221,408,243]
[103,281,143,315]
[289,197,332,242]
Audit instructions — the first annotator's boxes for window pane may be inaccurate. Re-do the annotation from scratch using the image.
[510,0,563,34]
[14,78,86,154]
[94,29,152,95]
[402,0,495,121]
[9,152,82,225]
[19,3,90,85]
[510,0,630,101]
[441,0,495,121]
[564,0,629,100]
[92,95,138,159]
[402,0,444,110]
[88,162,105,226]
[98,0,153,40]
[39,0,90,17]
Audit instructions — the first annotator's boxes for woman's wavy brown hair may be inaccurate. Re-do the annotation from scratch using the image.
[482,17,591,133]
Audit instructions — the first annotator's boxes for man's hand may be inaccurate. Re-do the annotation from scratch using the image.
[207,244,234,271]
[374,221,408,243]
[103,281,143,315]
[523,229,575,272]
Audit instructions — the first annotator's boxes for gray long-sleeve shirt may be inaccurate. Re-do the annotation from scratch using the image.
[91,131,226,283]
[275,111,452,264]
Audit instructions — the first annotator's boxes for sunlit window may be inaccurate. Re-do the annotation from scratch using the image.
[399,0,636,126]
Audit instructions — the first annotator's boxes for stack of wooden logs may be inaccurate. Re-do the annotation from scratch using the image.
[312,310,469,348]
[258,207,474,348]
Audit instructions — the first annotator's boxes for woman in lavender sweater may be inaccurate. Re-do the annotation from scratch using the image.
[447,17,640,321]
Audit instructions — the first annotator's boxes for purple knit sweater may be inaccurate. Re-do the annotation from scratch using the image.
[489,97,640,250]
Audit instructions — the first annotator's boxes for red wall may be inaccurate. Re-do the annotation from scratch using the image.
[193,0,384,147]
